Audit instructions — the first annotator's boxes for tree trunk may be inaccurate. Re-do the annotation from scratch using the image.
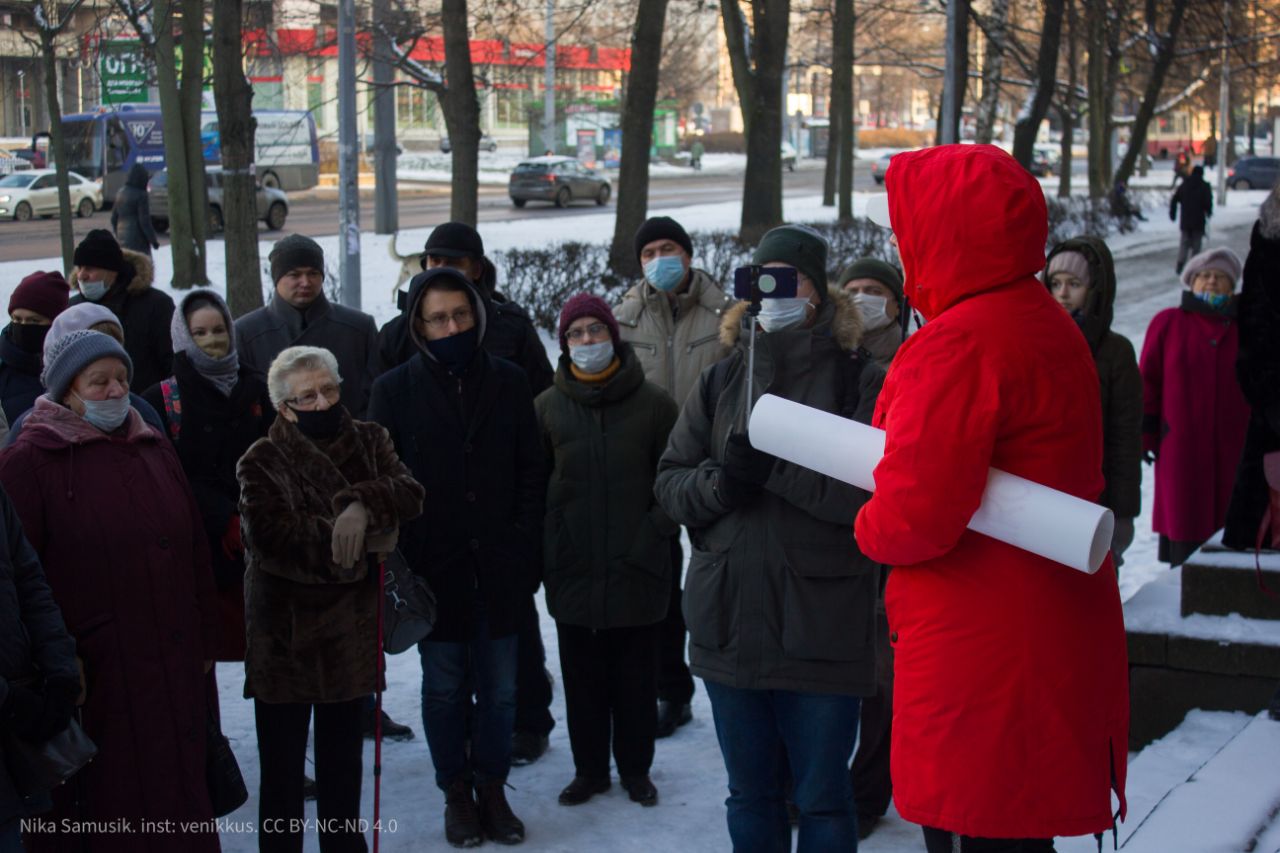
[1011,0,1063,168]
[608,0,671,278]
[937,0,969,145]
[1085,0,1108,199]
[1058,0,1078,197]
[212,0,262,317]
[974,0,1008,145]
[823,102,838,206]
[440,0,480,226]
[181,0,209,286]
[39,26,75,275]
[153,0,194,287]
[1112,0,1188,187]
[833,0,853,220]
[722,0,790,242]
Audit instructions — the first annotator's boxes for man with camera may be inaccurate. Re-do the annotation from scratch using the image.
[614,216,735,738]
[655,225,884,850]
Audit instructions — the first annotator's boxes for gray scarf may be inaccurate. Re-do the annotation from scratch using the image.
[171,290,240,396]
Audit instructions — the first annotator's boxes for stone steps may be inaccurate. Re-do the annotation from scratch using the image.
[1180,533,1280,620]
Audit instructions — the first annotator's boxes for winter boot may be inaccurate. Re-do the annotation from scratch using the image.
[477,779,525,845]
[621,775,658,807]
[444,777,483,848]
[558,776,610,806]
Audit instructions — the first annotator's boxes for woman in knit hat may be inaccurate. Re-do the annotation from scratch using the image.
[0,330,222,852]
[0,270,68,425]
[1045,238,1143,568]
[535,293,679,809]
[142,290,274,662]
[1140,246,1251,565]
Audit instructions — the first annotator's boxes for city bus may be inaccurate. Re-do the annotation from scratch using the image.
[58,105,319,203]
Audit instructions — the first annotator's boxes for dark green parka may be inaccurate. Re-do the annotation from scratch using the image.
[655,291,884,697]
[1045,237,1143,519]
[535,343,680,629]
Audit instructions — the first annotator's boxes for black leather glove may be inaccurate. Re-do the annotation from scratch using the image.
[33,679,79,742]
[3,683,46,742]
[716,434,775,508]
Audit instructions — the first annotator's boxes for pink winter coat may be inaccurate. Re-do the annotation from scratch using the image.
[1140,293,1251,543]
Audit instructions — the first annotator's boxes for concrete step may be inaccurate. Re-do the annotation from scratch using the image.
[1116,712,1280,852]
[1181,532,1280,620]
[1125,569,1280,747]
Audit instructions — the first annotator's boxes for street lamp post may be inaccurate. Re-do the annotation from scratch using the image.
[17,69,26,140]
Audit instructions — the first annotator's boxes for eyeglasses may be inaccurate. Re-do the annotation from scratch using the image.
[285,383,341,408]
[420,308,475,331]
[566,323,608,343]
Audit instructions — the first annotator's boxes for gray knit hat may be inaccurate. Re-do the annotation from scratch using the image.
[40,329,133,402]
[1180,247,1243,288]
[269,234,325,284]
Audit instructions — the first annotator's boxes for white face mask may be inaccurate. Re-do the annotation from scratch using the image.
[79,280,109,302]
[851,293,892,331]
[757,297,812,333]
[569,340,615,374]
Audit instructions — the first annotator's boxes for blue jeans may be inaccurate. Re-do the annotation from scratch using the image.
[704,680,862,853]
[419,606,518,790]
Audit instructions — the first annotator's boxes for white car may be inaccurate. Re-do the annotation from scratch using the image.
[0,169,101,221]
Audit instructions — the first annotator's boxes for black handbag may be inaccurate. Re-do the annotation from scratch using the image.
[205,709,248,817]
[382,550,436,654]
[3,715,97,797]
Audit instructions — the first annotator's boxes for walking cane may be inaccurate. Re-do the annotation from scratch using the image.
[373,558,386,853]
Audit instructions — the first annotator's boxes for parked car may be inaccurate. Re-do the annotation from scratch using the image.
[508,156,611,208]
[871,152,894,184]
[1228,156,1280,190]
[441,134,498,153]
[149,167,289,233]
[0,169,100,221]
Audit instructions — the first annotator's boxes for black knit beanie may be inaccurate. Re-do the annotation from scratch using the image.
[73,229,125,273]
[752,225,830,300]
[836,257,904,304]
[634,216,693,264]
[269,234,325,284]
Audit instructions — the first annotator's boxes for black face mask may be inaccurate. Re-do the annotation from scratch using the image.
[425,326,479,376]
[289,404,344,441]
[8,323,49,355]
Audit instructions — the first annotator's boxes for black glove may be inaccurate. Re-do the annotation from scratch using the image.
[33,679,78,742]
[3,683,46,742]
[716,434,775,508]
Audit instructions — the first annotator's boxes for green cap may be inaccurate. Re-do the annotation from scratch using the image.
[752,225,830,300]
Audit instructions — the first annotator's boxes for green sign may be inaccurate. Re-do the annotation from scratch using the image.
[101,41,148,105]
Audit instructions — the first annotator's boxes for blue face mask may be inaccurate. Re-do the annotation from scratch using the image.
[74,392,131,432]
[1195,291,1230,310]
[79,280,109,302]
[643,256,686,292]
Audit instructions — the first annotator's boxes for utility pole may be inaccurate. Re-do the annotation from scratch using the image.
[372,0,398,234]
[543,0,555,153]
[338,0,362,307]
[1217,0,1229,206]
[939,0,962,144]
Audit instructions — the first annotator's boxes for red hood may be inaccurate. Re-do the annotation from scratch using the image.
[885,144,1048,320]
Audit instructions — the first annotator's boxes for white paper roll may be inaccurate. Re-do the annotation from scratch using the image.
[748,394,1114,574]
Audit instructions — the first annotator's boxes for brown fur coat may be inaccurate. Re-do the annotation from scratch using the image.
[237,412,425,703]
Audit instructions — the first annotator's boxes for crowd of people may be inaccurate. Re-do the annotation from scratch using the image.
[0,144,1274,853]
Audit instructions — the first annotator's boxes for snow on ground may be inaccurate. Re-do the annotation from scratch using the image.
[1,185,1275,851]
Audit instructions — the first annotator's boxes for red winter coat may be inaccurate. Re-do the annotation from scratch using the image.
[854,145,1129,840]
[1140,295,1251,544]
[0,397,219,853]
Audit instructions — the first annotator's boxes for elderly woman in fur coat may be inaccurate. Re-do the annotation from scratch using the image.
[237,345,423,853]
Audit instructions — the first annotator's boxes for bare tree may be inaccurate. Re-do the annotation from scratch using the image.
[1010,0,1063,168]
[1056,0,1081,197]
[608,0,672,278]
[833,0,854,219]
[1112,0,1190,187]
[721,0,791,241]
[973,0,1009,144]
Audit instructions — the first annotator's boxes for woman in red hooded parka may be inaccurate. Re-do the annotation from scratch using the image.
[854,145,1129,851]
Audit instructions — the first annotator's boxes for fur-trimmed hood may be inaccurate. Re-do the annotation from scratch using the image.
[718,288,866,350]
[69,247,155,296]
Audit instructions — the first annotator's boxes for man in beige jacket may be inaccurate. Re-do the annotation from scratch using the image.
[614,215,734,736]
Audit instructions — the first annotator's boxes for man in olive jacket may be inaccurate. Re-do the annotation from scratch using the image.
[655,225,882,850]
[614,215,734,737]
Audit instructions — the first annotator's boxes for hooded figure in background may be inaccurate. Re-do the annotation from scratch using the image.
[110,163,161,256]
[853,145,1129,849]
[1045,238,1144,566]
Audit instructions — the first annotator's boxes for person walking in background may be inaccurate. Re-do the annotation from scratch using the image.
[656,225,884,851]
[615,215,734,739]
[111,163,161,256]
[69,228,174,392]
[144,290,274,663]
[0,271,68,425]
[0,330,221,852]
[1172,147,1191,189]
[1045,238,1143,568]
[535,294,678,809]
[1143,248,1252,566]
[237,345,424,853]
[1202,134,1219,170]
[1171,165,1214,274]
[370,268,543,848]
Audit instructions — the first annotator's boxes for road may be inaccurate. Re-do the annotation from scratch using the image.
[0,166,856,264]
